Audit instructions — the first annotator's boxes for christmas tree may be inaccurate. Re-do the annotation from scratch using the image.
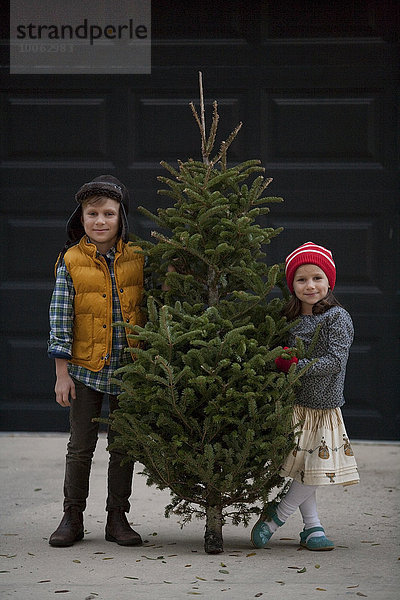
[110,75,300,554]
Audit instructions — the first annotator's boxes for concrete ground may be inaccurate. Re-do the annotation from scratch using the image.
[0,434,399,600]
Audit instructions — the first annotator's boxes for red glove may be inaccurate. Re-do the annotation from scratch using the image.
[275,347,299,373]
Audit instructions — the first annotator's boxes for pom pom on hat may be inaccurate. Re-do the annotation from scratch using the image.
[285,242,336,293]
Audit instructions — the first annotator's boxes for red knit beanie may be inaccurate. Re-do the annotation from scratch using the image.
[285,242,336,293]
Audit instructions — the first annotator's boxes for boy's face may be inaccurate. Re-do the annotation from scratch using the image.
[81,196,121,253]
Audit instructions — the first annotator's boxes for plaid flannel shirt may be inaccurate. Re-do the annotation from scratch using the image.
[48,244,131,395]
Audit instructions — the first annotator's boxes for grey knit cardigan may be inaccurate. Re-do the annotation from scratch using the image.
[288,306,354,410]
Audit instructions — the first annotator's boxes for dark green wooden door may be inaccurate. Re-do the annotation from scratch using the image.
[1,1,398,438]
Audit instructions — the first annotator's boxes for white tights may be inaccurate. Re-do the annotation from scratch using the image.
[267,480,324,538]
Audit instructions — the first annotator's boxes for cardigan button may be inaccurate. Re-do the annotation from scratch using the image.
[103,294,106,298]
[120,288,124,293]
[103,324,106,328]
[126,318,130,323]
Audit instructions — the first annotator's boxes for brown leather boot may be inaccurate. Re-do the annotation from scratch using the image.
[49,507,84,547]
[105,509,142,546]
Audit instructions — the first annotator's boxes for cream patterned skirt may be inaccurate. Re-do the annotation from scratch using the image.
[280,405,360,486]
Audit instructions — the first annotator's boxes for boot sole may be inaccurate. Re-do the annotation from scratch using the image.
[105,532,142,546]
[49,531,84,547]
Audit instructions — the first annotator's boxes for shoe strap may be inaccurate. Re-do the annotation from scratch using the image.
[302,526,327,543]
[262,502,285,527]
[271,511,285,527]
[303,526,325,535]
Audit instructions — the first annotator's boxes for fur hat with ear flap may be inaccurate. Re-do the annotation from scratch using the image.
[65,175,130,245]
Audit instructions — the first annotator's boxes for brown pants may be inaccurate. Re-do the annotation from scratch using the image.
[63,378,134,513]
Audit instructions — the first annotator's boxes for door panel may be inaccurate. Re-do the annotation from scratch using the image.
[1,1,398,437]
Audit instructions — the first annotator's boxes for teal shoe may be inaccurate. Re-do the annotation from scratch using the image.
[251,504,284,549]
[300,527,334,551]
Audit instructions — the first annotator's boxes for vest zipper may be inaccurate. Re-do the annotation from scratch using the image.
[97,255,112,365]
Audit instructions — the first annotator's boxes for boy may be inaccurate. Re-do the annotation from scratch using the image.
[48,175,144,547]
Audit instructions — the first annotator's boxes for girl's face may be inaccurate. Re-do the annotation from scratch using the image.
[293,264,329,314]
[81,196,120,253]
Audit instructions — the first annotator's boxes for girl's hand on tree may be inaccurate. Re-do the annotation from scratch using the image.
[275,347,299,373]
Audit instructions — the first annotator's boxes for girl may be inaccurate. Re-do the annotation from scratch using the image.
[251,242,359,551]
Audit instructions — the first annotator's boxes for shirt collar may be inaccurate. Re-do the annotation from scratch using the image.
[85,236,116,259]
[100,246,116,260]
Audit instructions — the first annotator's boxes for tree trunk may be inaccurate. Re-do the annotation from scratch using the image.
[207,266,219,306]
[204,503,224,554]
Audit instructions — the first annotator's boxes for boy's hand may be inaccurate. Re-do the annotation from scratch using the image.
[55,374,76,407]
[54,359,76,407]
[275,347,299,373]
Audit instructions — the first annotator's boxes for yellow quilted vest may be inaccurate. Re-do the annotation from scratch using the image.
[62,236,144,372]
